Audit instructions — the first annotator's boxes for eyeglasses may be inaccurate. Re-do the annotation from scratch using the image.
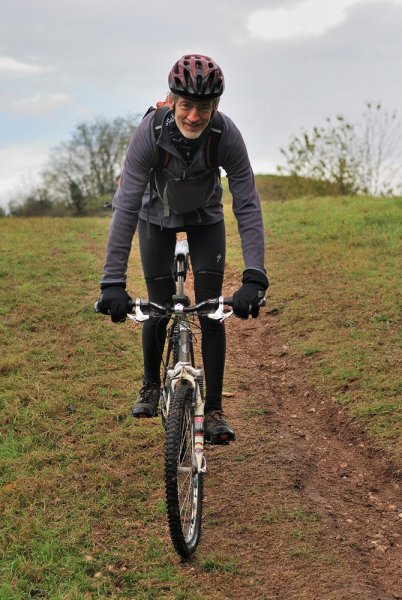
[176,100,213,115]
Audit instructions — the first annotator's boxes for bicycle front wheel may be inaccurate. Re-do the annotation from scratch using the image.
[165,380,203,558]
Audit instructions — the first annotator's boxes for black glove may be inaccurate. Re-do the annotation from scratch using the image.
[97,284,132,323]
[233,269,269,319]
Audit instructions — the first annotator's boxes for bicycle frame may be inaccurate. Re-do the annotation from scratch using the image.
[168,241,206,471]
[130,239,208,473]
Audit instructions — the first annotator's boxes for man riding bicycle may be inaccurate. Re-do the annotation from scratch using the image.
[97,54,268,444]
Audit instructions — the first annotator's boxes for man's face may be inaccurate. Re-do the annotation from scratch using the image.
[174,96,214,139]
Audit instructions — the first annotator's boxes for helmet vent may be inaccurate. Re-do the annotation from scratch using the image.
[184,69,193,91]
[207,73,216,92]
[196,74,203,92]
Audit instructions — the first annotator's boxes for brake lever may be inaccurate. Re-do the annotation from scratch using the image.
[207,296,233,323]
[127,299,150,323]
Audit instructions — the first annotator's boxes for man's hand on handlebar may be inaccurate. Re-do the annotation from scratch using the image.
[97,284,132,323]
[232,269,269,319]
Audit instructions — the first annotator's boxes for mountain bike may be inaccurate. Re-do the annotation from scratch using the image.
[100,240,234,558]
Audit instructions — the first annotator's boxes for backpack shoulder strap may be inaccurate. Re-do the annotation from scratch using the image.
[153,106,171,168]
[148,106,171,223]
[143,105,171,168]
[205,111,224,168]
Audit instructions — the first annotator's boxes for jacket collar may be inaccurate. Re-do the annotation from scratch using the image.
[157,109,212,164]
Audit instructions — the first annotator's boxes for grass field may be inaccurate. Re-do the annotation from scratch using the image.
[257,195,401,447]
[0,193,400,598]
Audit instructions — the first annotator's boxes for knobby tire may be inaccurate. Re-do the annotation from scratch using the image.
[164,381,203,558]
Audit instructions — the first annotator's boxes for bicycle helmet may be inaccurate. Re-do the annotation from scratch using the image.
[168,54,224,100]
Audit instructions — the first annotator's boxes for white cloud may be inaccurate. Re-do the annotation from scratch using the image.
[0,142,50,209]
[0,56,54,74]
[12,93,72,113]
[247,0,398,41]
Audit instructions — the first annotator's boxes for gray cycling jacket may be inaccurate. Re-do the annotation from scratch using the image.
[101,110,266,286]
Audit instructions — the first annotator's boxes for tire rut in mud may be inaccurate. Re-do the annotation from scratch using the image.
[199,307,401,600]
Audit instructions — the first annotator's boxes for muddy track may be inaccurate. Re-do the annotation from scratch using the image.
[193,288,401,600]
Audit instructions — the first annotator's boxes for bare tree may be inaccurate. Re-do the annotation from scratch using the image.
[42,114,138,210]
[278,102,402,196]
[358,102,402,196]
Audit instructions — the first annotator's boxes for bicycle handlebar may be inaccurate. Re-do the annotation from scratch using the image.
[127,296,233,314]
[125,296,234,322]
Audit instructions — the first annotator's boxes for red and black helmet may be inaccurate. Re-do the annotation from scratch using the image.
[168,54,225,100]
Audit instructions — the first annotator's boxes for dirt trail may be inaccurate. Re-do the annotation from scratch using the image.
[194,297,401,600]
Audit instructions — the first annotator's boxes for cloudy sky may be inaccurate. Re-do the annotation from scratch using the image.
[1,0,402,208]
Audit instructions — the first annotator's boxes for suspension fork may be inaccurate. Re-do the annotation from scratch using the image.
[193,369,206,473]
[167,365,206,474]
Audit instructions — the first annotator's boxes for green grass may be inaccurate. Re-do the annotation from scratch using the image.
[201,558,237,573]
[0,218,217,598]
[287,546,318,560]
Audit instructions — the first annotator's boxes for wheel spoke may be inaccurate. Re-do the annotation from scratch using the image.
[180,480,193,534]
[178,407,195,537]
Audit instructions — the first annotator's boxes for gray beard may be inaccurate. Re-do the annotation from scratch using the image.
[175,119,204,140]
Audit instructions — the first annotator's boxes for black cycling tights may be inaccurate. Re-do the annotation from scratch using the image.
[138,218,226,413]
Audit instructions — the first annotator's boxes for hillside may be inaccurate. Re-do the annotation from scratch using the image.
[0,195,400,598]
